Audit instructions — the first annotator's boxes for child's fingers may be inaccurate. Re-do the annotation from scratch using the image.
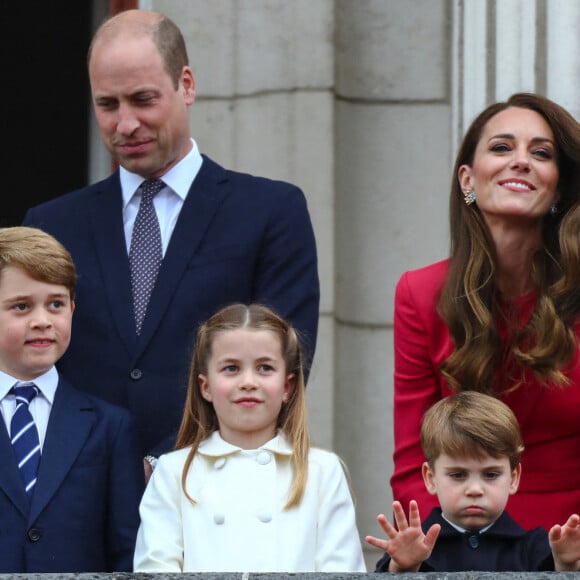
[424,523,441,550]
[408,500,422,527]
[549,524,563,543]
[377,513,398,538]
[365,535,389,550]
[392,500,410,531]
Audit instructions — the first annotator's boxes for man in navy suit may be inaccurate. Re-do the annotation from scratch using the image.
[23,10,319,469]
[0,227,143,572]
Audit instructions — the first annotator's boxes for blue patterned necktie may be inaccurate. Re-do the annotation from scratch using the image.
[129,179,165,334]
[10,382,41,499]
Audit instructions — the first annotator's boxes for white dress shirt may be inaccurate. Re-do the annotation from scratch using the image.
[134,431,366,572]
[0,366,59,449]
[121,138,203,254]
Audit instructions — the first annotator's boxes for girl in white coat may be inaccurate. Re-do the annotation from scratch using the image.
[133,303,366,572]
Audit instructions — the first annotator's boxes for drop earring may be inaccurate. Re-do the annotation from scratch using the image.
[549,203,558,215]
[463,190,476,205]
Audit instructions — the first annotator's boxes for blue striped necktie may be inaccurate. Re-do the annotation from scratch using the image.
[10,382,41,498]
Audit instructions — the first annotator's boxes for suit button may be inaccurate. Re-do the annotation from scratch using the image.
[28,528,41,542]
[130,369,142,380]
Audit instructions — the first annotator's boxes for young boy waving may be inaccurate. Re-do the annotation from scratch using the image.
[367,391,580,572]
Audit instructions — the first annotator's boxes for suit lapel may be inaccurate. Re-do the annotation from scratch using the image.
[87,174,138,354]
[0,417,29,517]
[29,381,96,523]
[137,156,231,345]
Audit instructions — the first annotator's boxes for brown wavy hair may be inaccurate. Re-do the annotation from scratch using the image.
[438,93,580,392]
[175,303,310,508]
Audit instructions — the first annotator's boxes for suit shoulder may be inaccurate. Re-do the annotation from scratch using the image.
[202,154,304,198]
[25,174,118,214]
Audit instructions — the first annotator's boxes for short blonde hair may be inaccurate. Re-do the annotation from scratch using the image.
[0,227,77,300]
[421,391,524,470]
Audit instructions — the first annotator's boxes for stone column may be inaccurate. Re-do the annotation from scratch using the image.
[335,0,450,566]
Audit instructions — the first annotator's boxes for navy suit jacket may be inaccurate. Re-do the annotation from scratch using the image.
[23,155,319,454]
[0,378,144,572]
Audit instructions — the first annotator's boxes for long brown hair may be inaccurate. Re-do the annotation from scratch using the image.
[175,303,310,508]
[439,93,580,392]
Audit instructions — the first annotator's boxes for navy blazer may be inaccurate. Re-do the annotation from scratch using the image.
[375,508,553,572]
[23,155,319,454]
[0,378,144,572]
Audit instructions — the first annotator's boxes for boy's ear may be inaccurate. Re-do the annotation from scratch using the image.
[198,374,212,402]
[509,463,522,495]
[283,373,295,403]
[70,300,76,313]
[422,461,438,495]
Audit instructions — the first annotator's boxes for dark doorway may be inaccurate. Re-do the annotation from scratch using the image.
[3,1,92,226]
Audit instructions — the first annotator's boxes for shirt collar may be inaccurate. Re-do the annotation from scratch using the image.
[441,511,495,535]
[120,138,203,208]
[198,430,293,457]
[0,366,59,404]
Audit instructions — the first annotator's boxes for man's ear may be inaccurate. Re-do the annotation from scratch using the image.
[422,461,438,496]
[198,374,211,402]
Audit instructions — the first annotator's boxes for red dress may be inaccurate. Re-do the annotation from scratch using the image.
[391,259,580,531]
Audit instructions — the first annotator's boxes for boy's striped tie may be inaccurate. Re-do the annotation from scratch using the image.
[10,382,41,499]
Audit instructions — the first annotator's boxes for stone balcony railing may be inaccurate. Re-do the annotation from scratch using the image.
[1,572,577,580]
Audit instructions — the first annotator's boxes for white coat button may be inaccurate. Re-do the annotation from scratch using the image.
[256,451,271,465]
[257,512,272,523]
[214,457,226,469]
[214,512,225,525]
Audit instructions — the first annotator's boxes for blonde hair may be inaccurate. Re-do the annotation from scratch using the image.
[175,303,310,508]
[421,391,524,470]
[0,226,76,299]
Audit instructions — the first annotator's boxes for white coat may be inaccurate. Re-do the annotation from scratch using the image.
[134,431,366,572]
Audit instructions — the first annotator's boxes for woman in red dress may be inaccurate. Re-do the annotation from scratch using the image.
[391,93,580,531]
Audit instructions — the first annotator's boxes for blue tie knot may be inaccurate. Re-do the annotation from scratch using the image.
[12,383,39,405]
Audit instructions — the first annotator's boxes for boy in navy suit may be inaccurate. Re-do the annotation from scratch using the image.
[367,391,580,572]
[0,226,144,572]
